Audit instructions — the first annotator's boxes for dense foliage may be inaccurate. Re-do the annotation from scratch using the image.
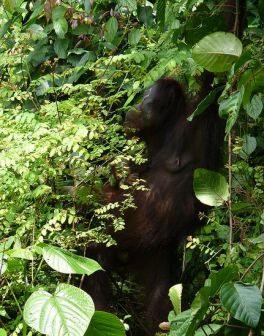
[0,0,263,335]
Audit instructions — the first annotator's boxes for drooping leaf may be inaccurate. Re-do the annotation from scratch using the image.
[9,248,34,260]
[169,284,182,315]
[220,282,262,328]
[192,32,242,72]
[138,6,154,27]
[193,169,229,206]
[3,0,17,13]
[245,94,263,120]
[39,243,102,275]
[104,17,118,43]
[54,38,69,59]
[84,0,92,14]
[23,284,95,336]
[85,311,125,336]
[28,24,47,40]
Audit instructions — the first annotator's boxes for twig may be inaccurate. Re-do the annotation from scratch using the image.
[240,253,264,281]
[228,133,233,252]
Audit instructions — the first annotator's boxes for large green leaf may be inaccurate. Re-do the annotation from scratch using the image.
[39,243,102,275]
[220,282,262,328]
[193,169,229,206]
[23,284,95,336]
[54,38,69,59]
[85,311,125,336]
[0,329,7,336]
[52,6,68,38]
[240,135,257,159]
[192,32,242,72]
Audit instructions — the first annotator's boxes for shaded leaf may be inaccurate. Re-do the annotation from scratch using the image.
[245,94,263,120]
[220,282,262,328]
[104,17,118,43]
[128,29,141,46]
[54,38,69,59]
[240,135,257,158]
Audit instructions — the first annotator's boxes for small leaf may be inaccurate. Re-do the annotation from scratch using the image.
[220,282,262,328]
[3,0,16,13]
[39,243,102,275]
[249,233,264,244]
[85,311,125,336]
[9,248,34,260]
[192,32,242,72]
[193,169,229,206]
[128,29,141,46]
[23,284,95,336]
[169,284,182,315]
[104,17,118,43]
[245,94,263,120]
[84,0,92,14]
[195,324,222,335]
[117,0,137,12]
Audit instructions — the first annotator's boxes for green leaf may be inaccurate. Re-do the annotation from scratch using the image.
[85,311,125,336]
[240,135,257,158]
[195,324,222,335]
[192,32,242,72]
[187,86,223,121]
[23,284,95,336]
[0,260,7,275]
[249,233,264,244]
[53,18,68,38]
[54,38,69,59]
[84,0,92,14]
[3,0,17,13]
[193,169,229,206]
[169,284,182,315]
[220,282,262,328]
[157,0,167,29]
[52,6,68,38]
[245,94,263,120]
[0,329,7,336]
[104,17,118,43]
[39,243,102,275]
[117,0,137,12]
[219,86,244,135]
[9,248,34,260]
[138,6,154,27]
[28,24,47,40]
[205,266,239,296]
[128,29,141,46]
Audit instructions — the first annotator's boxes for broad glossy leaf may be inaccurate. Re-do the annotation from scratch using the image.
[193,169,229,206]
[85,311,125,336]
[23,284,95,336]
[195,324,222,335]
[39,243,102,275]
[192,32,242,72]
[220,282,262,328]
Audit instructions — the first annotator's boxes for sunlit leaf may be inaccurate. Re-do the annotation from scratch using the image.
[192,32,242,72]
[23,284,95,336]
[85,311,125,336]
[193,169,229,206]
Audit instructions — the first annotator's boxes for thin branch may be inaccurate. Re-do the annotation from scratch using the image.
[240,253,264,281]
[228,133,233,252]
